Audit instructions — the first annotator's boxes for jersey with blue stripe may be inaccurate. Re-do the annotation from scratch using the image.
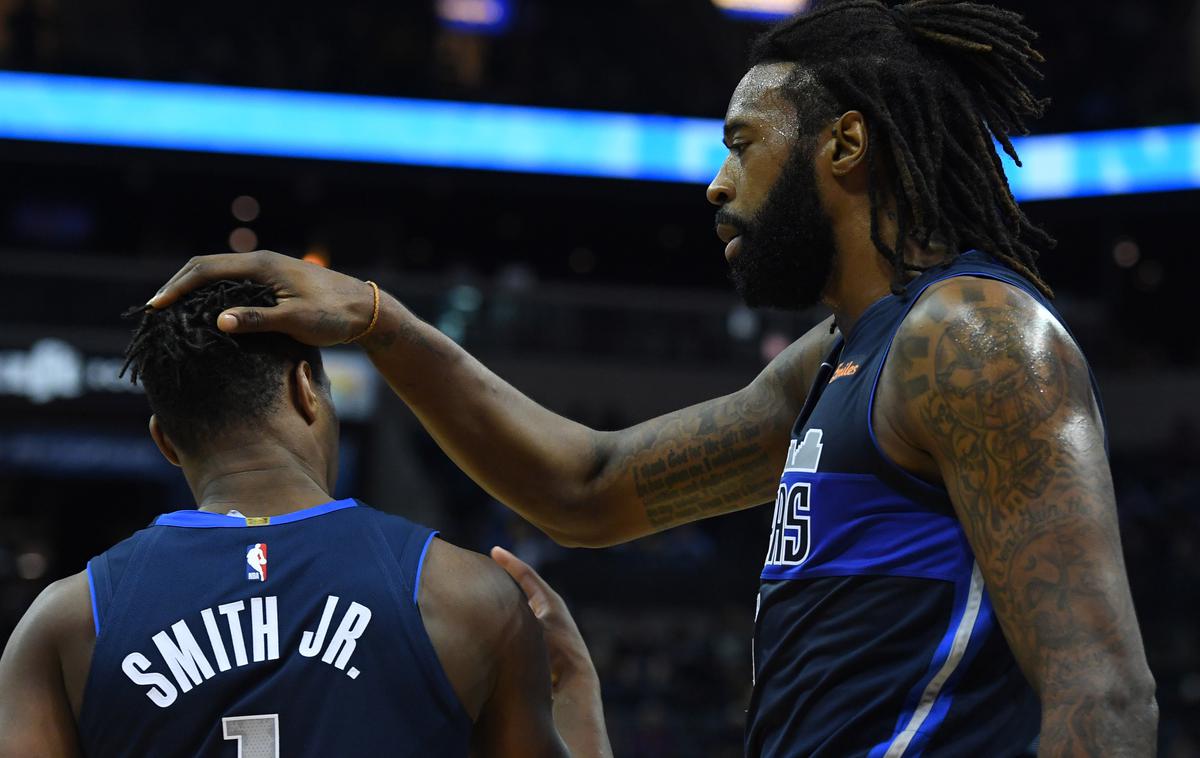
[79,499,471,757]
[746,252,1103,757]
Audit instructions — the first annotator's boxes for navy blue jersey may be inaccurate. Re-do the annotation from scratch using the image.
[747,252,1104,757]
[79,499,471,757]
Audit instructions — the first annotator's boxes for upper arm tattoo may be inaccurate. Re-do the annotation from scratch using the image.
[893,281,1153,753]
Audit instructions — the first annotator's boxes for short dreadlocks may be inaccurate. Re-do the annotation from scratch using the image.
[121,280,327,453]
[751,0,1054,295]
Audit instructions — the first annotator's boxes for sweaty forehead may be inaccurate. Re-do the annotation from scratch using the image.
[726,62,799,123]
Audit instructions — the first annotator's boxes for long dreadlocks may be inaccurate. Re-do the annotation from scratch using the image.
[121,280,326,452]
[751,0,1054,295]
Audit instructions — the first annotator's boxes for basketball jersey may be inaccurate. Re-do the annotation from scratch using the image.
[79,499,471,757]
[746,252,1104,757]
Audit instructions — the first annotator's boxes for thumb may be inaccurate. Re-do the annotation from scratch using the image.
[491,546,551,617]
[216,304,288,334]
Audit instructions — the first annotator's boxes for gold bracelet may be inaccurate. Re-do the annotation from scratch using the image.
[344,280,381,343]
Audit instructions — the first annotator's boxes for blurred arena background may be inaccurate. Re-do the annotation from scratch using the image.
[1,0,1198,754]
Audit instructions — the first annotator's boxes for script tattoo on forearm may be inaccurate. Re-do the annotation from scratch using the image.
[896,283,1154,755]
[618,359,805,530]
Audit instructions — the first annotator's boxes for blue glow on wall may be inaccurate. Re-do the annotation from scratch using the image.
[0,70,1197,201]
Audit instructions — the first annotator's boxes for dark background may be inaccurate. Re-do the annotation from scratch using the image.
[1,1,1198,755]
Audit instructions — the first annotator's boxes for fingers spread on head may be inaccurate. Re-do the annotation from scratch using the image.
[148,253,261,309]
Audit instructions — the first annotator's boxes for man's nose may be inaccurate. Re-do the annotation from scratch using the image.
[707,162,735,206]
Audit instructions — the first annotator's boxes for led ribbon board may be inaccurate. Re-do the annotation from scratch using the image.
[0,70,1197,200]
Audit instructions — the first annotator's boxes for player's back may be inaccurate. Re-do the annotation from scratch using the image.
[79,498,470,757]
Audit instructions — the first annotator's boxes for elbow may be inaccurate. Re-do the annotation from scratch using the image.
[536,515,634,549]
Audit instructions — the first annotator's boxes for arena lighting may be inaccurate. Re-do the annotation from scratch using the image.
[435,0,512,33]
[1,70,1199,200]
[712,0,809,22]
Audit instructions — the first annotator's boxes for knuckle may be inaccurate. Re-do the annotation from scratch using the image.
[243,309,264,326]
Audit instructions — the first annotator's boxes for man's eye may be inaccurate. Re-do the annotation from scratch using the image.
[729,142,748,155]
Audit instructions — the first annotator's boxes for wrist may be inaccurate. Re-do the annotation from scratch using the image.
[343,279,381,343]
[356,290,416,353]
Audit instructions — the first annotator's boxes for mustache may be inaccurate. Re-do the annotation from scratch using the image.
[714,209,752,237]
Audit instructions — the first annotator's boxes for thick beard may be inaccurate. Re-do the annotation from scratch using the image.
[723,146,838,310]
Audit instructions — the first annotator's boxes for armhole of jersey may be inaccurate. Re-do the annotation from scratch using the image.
[85,561,100,636]
[864,275,961,498]
[85,555,112,638]
[412,530,438,605]
[367,517,472,726]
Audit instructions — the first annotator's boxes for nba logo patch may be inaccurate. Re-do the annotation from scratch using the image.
[246,543,268,582]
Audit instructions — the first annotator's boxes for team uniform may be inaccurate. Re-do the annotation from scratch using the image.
[747,251,1104,757]
[79,499,470,757]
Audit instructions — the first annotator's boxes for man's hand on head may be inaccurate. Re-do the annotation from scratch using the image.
[147,250,376,347]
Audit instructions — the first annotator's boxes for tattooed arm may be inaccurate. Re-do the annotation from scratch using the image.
[362,298,835,546]
[146,252,835,547]
[879,277,1156,756]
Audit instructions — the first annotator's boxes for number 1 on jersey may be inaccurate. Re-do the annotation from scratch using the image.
[222,714,279,757]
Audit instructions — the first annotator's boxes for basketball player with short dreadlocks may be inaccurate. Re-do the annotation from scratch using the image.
[0,281,611,756]
[144,0,1156,754]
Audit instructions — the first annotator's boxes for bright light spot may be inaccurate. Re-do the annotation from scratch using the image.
[437,311,468,343]
[448,284,483,312]
[1112,239,1140,268]
[231,195,260,222]
[436,0,509,29]
[303,248,330,267]
[712,0,808,20]
[16,551,47,580]
[727,306,759,341]
[229,227,258,252]
[760,332,791,364]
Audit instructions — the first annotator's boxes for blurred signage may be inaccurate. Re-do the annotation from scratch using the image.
[0,339,137,404]
[436,0,512,33]
[712,0,808,21]
[0,339,378,421]
[1,70,1199,199]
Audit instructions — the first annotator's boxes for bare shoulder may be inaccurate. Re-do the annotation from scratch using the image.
[885,275,1097,434]
[420,538,525,626]
[416,538,529,721]
[13,571,93,647]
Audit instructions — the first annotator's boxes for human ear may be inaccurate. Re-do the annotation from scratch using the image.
[292,361,322,426]
[830,110,869,177]
[148,415,182,467]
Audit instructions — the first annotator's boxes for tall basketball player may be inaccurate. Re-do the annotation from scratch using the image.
[0,281,611,757]
[142,1,1156,754]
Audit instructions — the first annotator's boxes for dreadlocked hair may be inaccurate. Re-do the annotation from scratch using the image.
[751,0,1054,296]
[120,279,326,453]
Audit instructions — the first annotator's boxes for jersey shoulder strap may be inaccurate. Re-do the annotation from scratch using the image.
[86,526,159,638]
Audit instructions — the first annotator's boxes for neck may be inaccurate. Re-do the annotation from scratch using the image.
[184,441,333,517]
[823,208,953,334]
